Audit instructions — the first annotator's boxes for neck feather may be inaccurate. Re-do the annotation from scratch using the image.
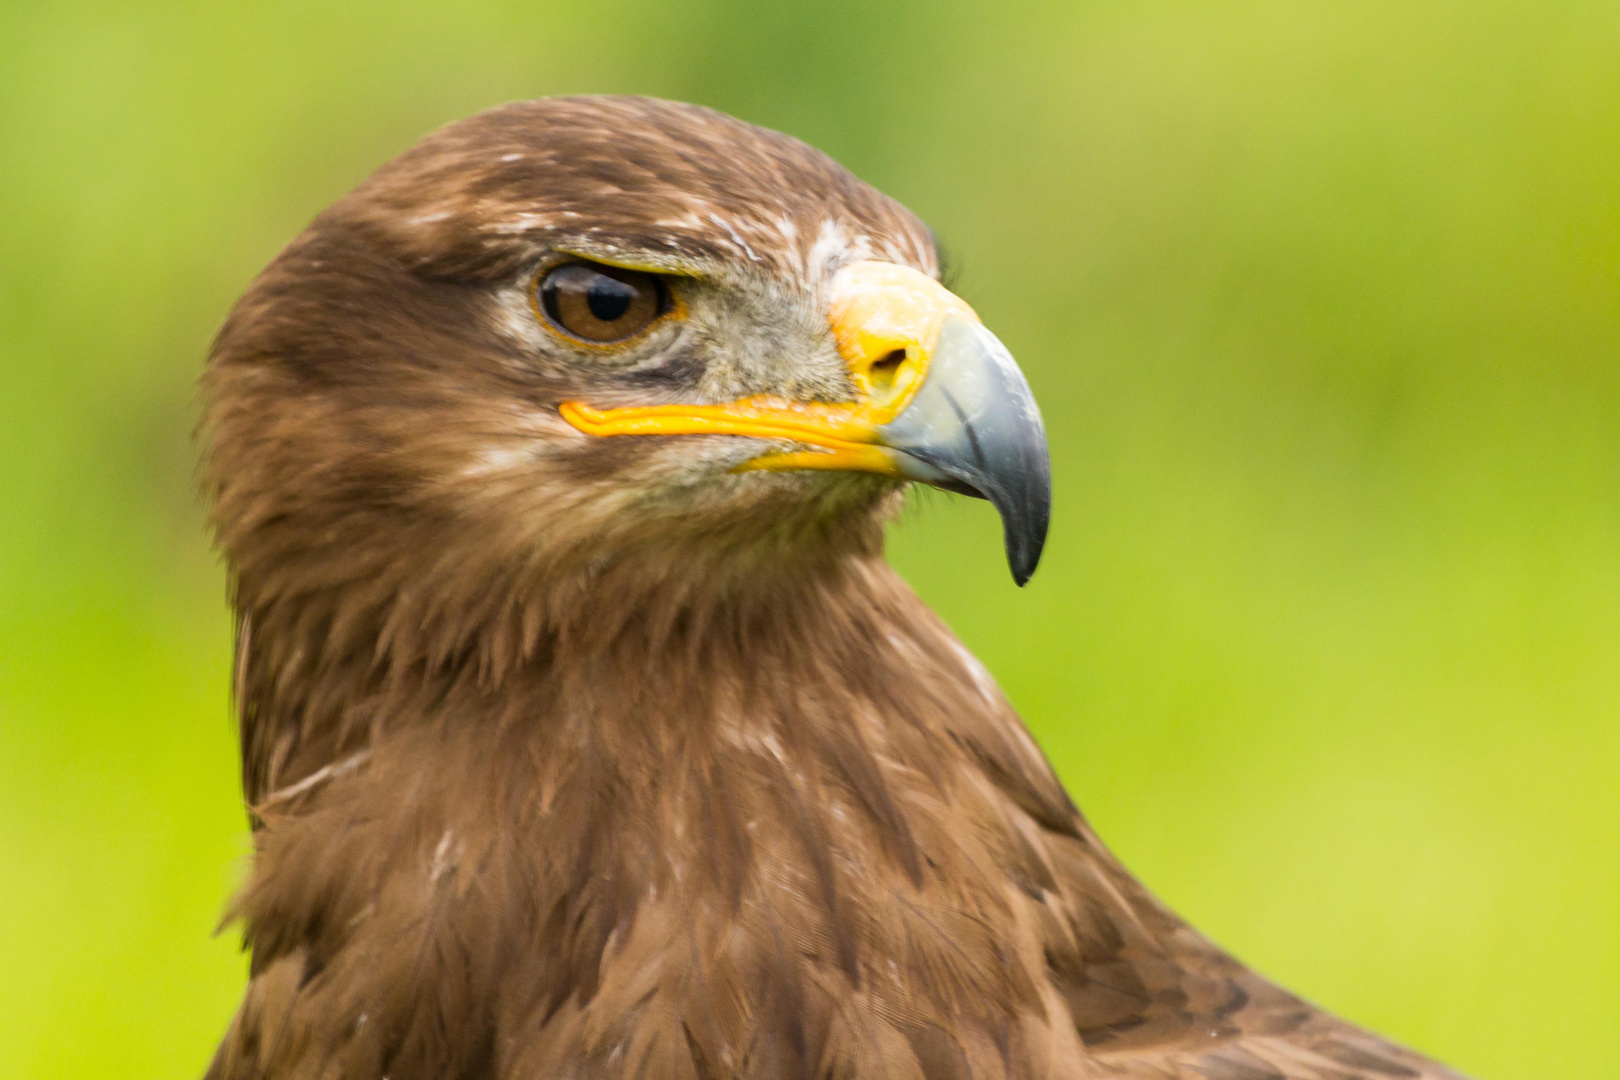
[224,536,1101,1080]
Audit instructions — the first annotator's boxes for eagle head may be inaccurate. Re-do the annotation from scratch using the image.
[202,98,1047,669]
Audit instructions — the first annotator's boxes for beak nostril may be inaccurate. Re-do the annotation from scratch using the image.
[868,349,909,396]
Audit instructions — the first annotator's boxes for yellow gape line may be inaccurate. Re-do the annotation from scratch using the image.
[557,261,980,476]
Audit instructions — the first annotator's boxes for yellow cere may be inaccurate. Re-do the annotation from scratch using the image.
[825,261,978,423]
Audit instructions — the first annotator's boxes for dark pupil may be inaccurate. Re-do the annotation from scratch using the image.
[585,276,634,322]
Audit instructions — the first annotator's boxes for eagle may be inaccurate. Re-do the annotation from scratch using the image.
[199,96,1468,1080]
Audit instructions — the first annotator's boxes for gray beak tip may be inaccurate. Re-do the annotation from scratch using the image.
[1007,523,1046,587]
[993,446,1050,587]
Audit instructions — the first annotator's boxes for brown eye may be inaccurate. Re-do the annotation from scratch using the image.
[536,262,666,343]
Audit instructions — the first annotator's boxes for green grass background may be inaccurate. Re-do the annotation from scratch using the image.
[3,2,1618,1076]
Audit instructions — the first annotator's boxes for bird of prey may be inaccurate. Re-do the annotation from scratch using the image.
[199,96,1468,1080]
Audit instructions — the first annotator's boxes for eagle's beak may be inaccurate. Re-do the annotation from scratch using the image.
[860,312,1051,586]
[559,261,1052,584]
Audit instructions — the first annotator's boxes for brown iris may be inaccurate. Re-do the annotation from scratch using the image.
[536,262,666,343]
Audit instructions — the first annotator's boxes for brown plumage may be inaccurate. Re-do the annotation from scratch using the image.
[199,96,1468,1080]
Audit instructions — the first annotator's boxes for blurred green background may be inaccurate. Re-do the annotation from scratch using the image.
[3,1,1617,1077]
